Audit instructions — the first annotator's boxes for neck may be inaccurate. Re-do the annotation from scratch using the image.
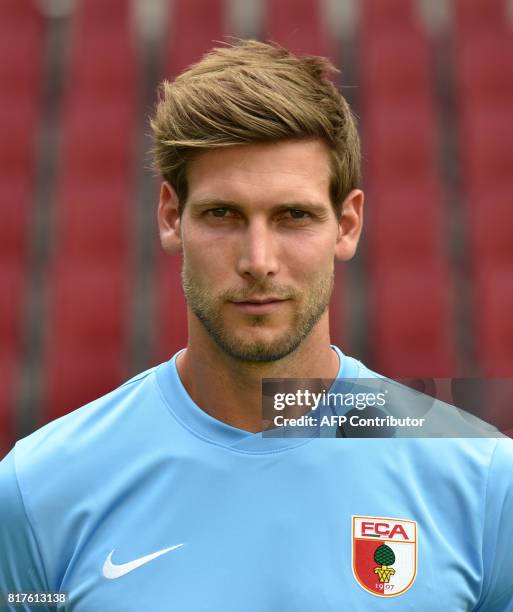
[176,313,340,432]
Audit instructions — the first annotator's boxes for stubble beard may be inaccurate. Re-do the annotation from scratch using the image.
[181,262,334,363]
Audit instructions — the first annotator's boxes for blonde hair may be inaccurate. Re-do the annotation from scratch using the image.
[151,39,361,216]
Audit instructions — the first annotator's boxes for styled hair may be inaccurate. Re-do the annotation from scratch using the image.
[150,39,361,216]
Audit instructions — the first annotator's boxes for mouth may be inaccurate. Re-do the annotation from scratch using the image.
[229,298,290,314]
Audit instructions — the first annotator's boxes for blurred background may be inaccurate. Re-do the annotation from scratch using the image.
[1,0,513,452]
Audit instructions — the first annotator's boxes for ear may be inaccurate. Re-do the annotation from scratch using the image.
[158,181,182,255]
[334,189,364,262]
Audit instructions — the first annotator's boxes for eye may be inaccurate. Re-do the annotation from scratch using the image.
[207,207,230,217]
[287,209,310,219]
[211,208,227,217]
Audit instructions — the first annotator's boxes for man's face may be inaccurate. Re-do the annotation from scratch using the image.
[178,139,345,362]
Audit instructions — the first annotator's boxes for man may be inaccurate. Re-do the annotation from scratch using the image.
[1,40,512,611]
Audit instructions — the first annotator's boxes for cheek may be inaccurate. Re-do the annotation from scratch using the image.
[183,224,212,263]
[284,238,335,281]
[182,232,233,283]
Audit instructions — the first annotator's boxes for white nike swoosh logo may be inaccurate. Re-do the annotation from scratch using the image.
[102,544,184,579]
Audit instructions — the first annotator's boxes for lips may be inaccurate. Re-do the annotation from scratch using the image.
[232,297,284,304]
[229,298,289,314]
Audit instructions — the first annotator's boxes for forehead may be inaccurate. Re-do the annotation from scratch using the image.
[186,139,332,207]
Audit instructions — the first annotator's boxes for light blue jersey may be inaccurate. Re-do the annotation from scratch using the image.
[1,347,512,611]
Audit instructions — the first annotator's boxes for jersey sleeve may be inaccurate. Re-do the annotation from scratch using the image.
[475,438,513,611]
[0,448,52,611]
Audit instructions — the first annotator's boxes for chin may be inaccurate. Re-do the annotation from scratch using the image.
[217,329,303,363]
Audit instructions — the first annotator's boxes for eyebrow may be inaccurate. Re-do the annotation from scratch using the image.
[188,198,329,215]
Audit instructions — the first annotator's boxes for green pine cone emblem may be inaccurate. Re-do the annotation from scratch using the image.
[374,544,395,566]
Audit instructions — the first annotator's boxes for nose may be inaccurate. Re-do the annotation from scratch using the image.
[236,219,279,283]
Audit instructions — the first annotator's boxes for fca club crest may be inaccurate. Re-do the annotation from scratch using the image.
[352,516,417,597]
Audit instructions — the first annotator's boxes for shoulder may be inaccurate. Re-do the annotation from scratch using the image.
[20,365,158,450]
[8,364,164,496]
[0,364,168,592]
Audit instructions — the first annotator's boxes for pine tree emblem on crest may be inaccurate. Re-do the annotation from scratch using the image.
[373,544,396,583]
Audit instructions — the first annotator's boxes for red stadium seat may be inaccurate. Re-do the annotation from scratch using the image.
[0,3,43,195]
[365,181,447,270]
[460,107,513,194]
[363,107,438,184]
[43,261,132,421]
[64,0,138,100]
[0,28,43,97]
[0,0,39,20]
[466,189,513,269]
[0,262,26,449]
[59,103,137,180]
[47,262,131,348]
[359,0,432,106]
[69,30,139,99]
[473,267,513,376]
[0,0,45,449]
[163,0,226,77]
[359,2,457,378]
[264,0,334,57]
[41,0,139,422]
[0,179,32,261]
[0,96,40,177]
[359,4,437,178]
[53,176,134,261]
[0,350,18,458]
[454,0,509,33]
[360,0,416,35]
[360,31,432,104]
[74,0,131,24]
[456,31,513,109]
[369,266,457,378]
[0,262,25,363]
[0,1,44,97]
